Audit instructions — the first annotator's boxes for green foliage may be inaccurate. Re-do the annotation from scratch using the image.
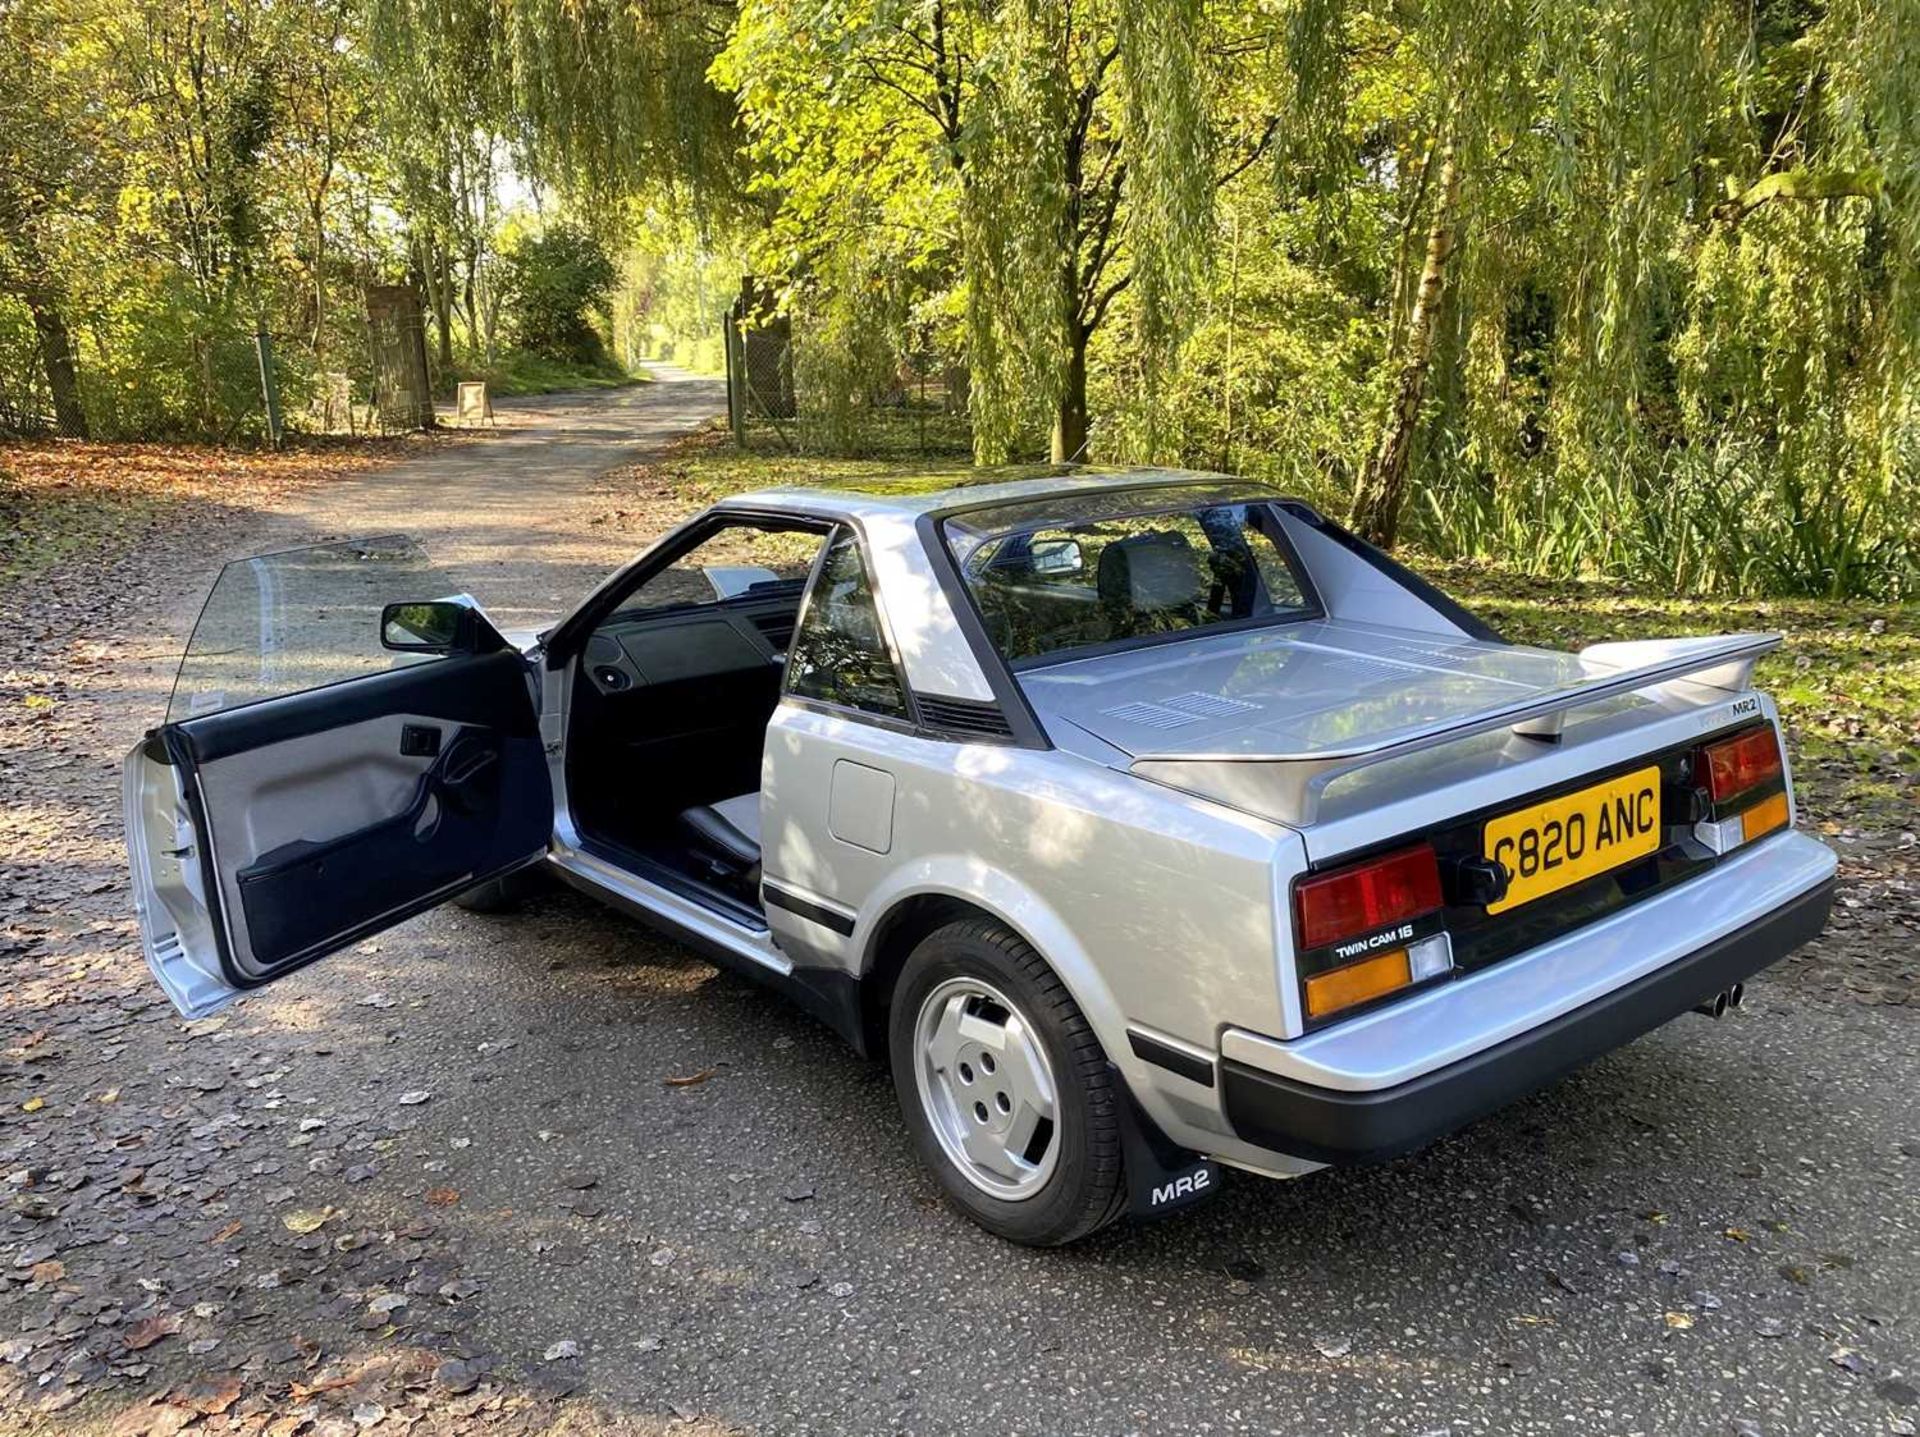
[1085,0,1918,598]
[716,0,1244,463]
[500,225,619,364]
[1,0,1912,600]
[707,0,1915,594]
[614,209,745,375]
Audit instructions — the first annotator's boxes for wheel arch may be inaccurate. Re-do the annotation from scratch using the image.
[853,864,1129,1066]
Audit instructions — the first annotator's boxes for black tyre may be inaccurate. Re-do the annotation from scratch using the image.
[887,917,1126,1246]
[453,863,546,914]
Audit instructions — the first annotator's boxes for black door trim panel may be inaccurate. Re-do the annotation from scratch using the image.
[181,650,537,765]
[164,649,550,989]
[1222,876,1835,1165]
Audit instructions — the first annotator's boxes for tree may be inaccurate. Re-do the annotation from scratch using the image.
[368,0,738,204]
[501,225,618,362]
[1278,0,1919,549]
[716,0,1262,463]
[0,0,115,435]
[1348,132,1459,545]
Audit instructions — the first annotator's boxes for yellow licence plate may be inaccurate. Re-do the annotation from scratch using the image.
[1483,766,1662,915]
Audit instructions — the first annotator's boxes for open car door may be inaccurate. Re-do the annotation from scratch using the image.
[125,538,552,1018]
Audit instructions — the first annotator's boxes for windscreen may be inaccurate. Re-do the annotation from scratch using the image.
[943,490,1317,664]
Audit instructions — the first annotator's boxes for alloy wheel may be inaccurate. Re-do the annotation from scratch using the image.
[911,976,1061,1200]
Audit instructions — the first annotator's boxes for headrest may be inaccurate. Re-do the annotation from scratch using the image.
[1096,531,1206,613]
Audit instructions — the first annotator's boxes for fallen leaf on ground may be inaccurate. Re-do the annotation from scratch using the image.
[123,1313,182,1350]
[176,1375,242,1415]
[128,1403,197,1437]
[210,1220,242,1244]
[434,1358,481,1395]
[664,1068,718,1088]
[282,1209,331,1234]
[425,1187,460,1206]
[1830,1347,1871,1374]
[542,1340,580,1361]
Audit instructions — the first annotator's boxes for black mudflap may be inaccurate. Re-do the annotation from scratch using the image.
[1109,1066,1222,1220]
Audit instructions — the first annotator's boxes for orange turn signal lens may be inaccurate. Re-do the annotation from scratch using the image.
[1304,948,1412,1019]
[1741,790,1791,842]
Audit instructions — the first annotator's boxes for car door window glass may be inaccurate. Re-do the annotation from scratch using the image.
[786,529,910,720]
[168,536,448,722]
[618,522,826,617]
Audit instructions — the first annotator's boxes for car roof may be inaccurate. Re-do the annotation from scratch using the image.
[716,465,1285,525]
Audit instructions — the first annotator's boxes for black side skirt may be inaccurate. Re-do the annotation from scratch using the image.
[1222,876,1836,1166]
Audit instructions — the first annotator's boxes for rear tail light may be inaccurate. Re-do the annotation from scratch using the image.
[1295,843,1444,952]
[1691,726,1792,855]
[1696,727,1783,803]
[1296,845,1450,1021]
[1302,933,1454,1020]
[1305,948,1410,1018]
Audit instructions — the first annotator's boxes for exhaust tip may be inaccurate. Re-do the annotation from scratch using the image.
[1726,983,1745,1010]
[1692,991,1728,1019]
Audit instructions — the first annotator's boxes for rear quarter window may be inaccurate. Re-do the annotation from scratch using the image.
[785,528,911,720]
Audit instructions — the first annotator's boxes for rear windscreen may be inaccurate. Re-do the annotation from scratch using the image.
[943,492,1318,665]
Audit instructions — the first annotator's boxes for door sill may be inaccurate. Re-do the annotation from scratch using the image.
[548,842,788,975]
[573,836,768,932]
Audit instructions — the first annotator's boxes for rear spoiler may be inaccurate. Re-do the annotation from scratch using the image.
[1130,632,1781,827]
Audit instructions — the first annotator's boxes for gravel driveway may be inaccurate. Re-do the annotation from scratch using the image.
[3,373,1917,1437]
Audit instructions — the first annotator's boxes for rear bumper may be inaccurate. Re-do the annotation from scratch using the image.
[1221,872,1835,1165]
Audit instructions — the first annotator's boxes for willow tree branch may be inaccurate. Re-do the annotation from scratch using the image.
[1713,167,1883,224]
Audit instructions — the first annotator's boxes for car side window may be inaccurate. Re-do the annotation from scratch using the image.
[617,520,826,617]
[786,529,911,720]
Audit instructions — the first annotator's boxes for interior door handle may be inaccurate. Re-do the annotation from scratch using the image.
[400,724,442,757]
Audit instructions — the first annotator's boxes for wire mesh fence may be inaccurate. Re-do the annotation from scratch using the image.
[0,287,444,444]
[724,285,971,458]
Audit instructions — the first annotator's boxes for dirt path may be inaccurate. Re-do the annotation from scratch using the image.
[3,379,1918,1437]
[240,370,725,631]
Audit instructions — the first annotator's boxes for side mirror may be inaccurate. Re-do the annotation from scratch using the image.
[381,600,475,654]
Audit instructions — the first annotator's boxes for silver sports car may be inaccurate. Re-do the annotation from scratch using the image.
[125,469,1837,1245]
